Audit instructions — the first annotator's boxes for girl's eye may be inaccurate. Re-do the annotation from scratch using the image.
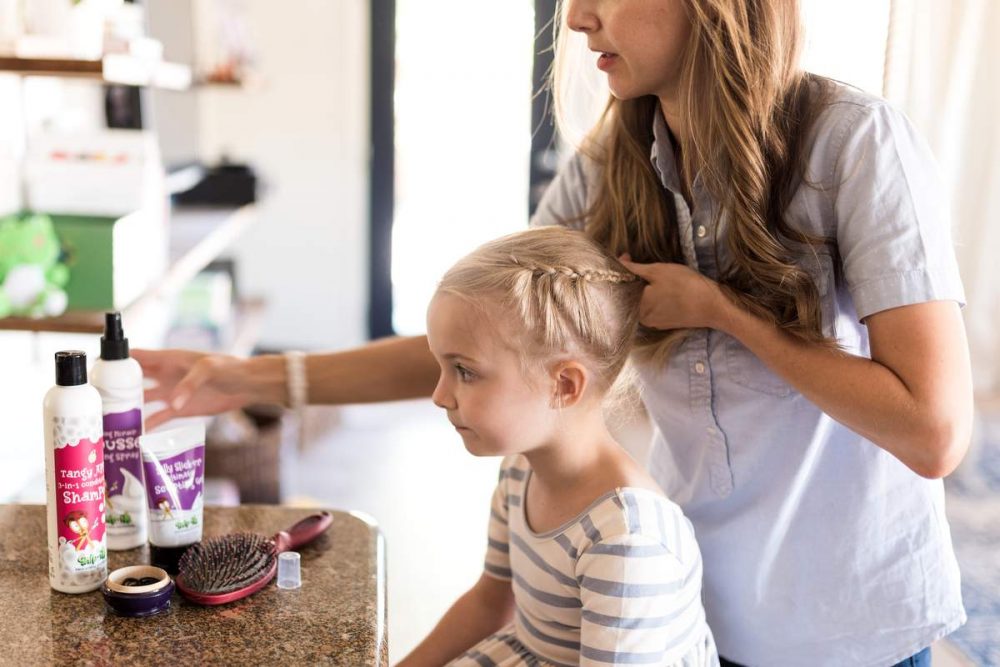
[455,364,475,382]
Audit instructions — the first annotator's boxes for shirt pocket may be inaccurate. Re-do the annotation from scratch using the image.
[724,252,835,397]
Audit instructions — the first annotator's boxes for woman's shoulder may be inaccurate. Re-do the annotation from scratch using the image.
[821,78,891,112]
[808,78,915,156]
[529,148,602,230]
[797,77,931,210]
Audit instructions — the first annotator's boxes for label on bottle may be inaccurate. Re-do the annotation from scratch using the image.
[144,444,205,546]
[52,418,107,575]
[103,408,145,537]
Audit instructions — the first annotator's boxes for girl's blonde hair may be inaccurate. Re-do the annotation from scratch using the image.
[436,226,645,397]
[552,0,837,365]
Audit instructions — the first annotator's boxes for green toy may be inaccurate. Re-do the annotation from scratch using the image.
[0,213,70,319]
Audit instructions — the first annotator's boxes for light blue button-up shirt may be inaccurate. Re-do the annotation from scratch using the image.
[531,83,966,666]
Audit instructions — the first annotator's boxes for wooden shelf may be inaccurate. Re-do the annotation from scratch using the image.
[0,204,257,334]
[0,54,191,90]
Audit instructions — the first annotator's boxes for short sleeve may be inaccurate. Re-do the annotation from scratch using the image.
[482,465,512,581]
[832,102,965,321]
[576,534,706,666]
[529,151,593,230]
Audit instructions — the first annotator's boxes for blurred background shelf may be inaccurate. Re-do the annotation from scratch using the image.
[0,203,256,334]
[0,54,191,89]
[226,296,266,357]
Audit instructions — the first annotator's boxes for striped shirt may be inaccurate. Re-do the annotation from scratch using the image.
[450,455,718,667]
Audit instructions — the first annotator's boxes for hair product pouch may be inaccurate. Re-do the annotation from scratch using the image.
[138,423,205,548]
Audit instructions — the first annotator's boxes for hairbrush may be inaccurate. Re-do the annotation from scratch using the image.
[175,511,333,605]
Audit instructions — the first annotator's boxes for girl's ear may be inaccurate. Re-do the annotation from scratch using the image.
[550,360,589,409]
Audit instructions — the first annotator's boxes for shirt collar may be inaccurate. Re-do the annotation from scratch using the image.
[649,109,683,196]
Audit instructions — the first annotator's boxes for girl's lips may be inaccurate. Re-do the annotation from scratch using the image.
[597,53,619,71]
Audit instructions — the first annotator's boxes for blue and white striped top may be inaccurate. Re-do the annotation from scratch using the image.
[450,455,718,667]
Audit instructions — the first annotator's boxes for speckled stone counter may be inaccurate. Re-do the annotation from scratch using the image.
[0,504,387,666]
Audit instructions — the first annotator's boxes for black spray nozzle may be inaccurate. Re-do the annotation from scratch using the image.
[101,312,130,360]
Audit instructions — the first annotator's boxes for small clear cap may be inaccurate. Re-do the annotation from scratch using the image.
[277,551,302,589]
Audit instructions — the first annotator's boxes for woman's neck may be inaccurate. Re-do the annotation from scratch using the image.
[659,95,694,207]
[658,96,684,147]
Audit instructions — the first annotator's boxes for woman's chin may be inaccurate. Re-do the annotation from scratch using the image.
[607,78,641,101]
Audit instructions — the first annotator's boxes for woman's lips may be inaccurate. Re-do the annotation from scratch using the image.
[597,53,619,71]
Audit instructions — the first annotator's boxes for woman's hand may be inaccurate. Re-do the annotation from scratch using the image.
[133,349,281,430]
[618,255,730,331]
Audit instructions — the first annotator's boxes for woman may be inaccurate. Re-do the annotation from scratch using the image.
[138,1,972,664]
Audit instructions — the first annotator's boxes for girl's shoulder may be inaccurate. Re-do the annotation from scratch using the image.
[574,485,699,564]
[497,454,530,482]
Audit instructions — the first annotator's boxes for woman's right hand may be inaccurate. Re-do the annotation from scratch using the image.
[133,349,272,431]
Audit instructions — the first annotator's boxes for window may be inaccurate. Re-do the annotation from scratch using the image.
[390,1,536,335]
[800,0,892,95]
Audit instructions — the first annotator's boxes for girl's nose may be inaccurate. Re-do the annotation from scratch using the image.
[565,0,599,33]
[431,375,456,410]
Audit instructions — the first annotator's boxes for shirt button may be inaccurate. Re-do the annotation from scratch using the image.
[696,225,707,238]
[694,362,706,374]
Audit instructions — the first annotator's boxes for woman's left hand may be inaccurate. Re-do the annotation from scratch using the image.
[619,255,729,331]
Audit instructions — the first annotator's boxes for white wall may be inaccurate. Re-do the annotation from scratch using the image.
[0,1,371,502]
[193,0,370,351]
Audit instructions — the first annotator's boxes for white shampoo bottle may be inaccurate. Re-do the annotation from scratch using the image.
[90,312,148,550]
[44,351,108,593]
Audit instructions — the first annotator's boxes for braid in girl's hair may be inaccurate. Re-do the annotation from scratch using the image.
[509,258,641,284]
[437,226,645,397]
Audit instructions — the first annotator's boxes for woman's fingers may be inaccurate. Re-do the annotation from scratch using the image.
[143,384,172,403]
[168,357,215,412]
[131,348,164,373]
[144,406,175,432]
[618,256,657,281]
[135,350,228,431]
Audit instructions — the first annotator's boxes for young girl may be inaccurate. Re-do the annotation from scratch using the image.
[138,1,972,664]
[399,226,717,666]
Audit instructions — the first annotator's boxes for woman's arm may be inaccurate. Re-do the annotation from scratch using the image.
[718,298,972,479]
[136,335,440,430]
[620,260,973,479]
[397,574,516,667]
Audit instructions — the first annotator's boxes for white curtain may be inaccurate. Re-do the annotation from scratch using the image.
[883,0,1000,394]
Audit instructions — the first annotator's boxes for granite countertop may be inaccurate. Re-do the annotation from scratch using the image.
[0,504,387,666]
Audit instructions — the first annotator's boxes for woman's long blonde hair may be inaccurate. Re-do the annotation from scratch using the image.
[553,0,836,364]
[437,226,645,398]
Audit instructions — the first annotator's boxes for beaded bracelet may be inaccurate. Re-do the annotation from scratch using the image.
[284,350,308,411]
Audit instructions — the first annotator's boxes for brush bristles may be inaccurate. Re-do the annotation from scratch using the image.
[178,533,276,594]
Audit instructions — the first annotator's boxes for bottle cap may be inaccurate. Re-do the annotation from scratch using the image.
[54,351,88,386]
[276,551,301,590]
[101,312,130,361]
